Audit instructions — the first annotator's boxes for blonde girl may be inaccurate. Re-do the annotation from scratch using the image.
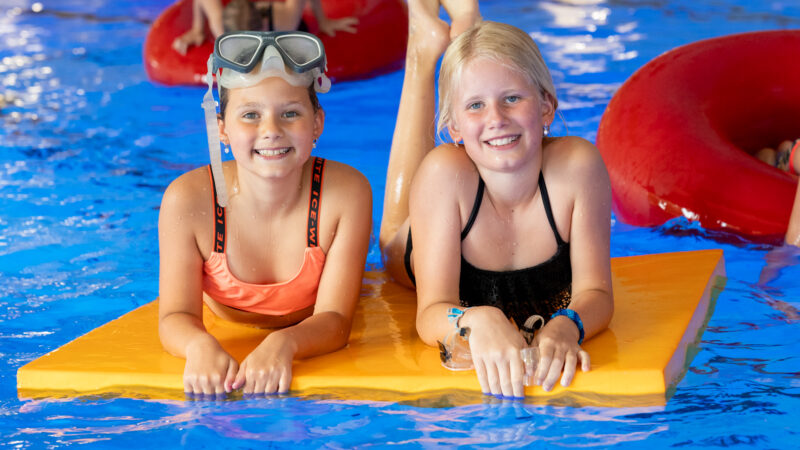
[381,0,613,398]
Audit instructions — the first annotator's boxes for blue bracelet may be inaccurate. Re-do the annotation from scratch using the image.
[550,309,585,345]
[446,307,472,329]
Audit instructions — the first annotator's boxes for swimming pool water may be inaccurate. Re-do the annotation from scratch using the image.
[2,0,799,447]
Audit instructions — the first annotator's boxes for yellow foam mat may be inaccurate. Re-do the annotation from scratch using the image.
[17,250,725,407]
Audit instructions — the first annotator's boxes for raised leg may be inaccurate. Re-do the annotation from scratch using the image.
[441,0,481,38]
[379,0,480,285]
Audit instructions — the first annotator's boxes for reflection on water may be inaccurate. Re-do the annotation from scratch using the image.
[1,0,800,447]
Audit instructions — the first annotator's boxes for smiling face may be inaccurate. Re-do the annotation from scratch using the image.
[218,76,324,179]
[447,56,555,173]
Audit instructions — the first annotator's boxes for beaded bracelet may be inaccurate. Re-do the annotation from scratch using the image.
[550,309,585,345]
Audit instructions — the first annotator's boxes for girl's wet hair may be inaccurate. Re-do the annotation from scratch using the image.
[437,21,558,138]
[219,84,321,120]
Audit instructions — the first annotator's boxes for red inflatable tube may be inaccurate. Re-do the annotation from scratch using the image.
[596,31,800,239]
[144,0,407,85]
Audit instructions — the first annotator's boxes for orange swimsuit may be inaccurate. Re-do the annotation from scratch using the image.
[202,157,327,316]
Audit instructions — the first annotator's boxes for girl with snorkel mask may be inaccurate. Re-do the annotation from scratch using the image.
[158,31,371,396]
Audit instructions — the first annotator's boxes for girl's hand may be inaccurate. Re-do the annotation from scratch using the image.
[317,16,359,36]
[463,307,527,399]
[171,27,205,56]
[533,316,591,391]
[183,335,239,396]
[233,333,296,395]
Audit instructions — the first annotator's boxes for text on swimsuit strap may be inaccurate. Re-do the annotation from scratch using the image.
[307,157,325,247]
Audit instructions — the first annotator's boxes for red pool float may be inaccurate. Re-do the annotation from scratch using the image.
[596,30,800,239]
[144,0,407,85]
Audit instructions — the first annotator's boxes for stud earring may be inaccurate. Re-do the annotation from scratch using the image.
[543,123,550,137]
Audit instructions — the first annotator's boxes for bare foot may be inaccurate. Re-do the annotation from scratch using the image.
[172,28,206,56]
[318,16,359,36]
[440,0,481,39]
[407,0,451,66]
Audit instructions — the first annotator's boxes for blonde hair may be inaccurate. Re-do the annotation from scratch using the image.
[437,21,558,138]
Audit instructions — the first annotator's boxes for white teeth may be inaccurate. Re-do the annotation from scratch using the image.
[255,147,291,157]
[487,136,519,146]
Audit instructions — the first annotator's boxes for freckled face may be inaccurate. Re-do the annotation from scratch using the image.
[448,57,554,173]
[219,76,323,178]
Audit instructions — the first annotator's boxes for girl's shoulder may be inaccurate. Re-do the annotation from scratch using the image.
[413,143,481,202]
[544,136,608,181]
[316,159,372,214]
[420,143,478,178]
[317,159,371,196]
[160,165,215,216]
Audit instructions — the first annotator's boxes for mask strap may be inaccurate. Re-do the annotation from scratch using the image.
[202,56,229,207]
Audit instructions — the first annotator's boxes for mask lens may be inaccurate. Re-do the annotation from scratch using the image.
[219,35,263,68]
[275,34,322,68]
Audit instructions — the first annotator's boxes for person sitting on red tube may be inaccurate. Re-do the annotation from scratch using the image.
[172,0,358,56]
[755,139,799,176]
[754,139,799,246]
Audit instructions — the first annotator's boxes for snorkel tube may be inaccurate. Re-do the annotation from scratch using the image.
[202,56,229,207]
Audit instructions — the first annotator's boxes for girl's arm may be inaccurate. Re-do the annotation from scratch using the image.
[533,138,614,391]
[410,147,467,344]
[158,172,239,395]
[233,163,372,394]
[411,147,529,398]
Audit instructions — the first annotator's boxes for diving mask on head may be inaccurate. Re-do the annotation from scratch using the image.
[201,31,331,207]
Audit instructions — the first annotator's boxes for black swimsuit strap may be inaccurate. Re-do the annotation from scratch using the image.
[404,227,416,286]
[459,172,564,246]
[460,177,485,241]
[208,165,226,253]
[307,157,325,247]
[538,172,566,246]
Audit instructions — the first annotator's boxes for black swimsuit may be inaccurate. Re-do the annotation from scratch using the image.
[404,172,572,330]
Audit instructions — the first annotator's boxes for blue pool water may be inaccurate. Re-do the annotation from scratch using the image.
[2,0,799,447]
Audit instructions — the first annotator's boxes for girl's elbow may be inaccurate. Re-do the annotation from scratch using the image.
[599,292,614,329]
[415,322,439,348]
[323,311,353,349]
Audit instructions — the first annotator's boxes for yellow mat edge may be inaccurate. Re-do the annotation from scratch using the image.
[16,249,725,407]
[663,255,727,399]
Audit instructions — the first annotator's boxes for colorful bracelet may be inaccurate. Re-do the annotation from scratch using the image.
[446,306,472,329]
[550,309,585,345]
